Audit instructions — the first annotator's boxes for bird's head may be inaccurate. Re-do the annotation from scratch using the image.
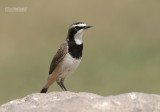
[67,22,92,45]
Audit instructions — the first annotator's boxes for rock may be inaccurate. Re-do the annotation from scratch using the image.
[0,92,160,112]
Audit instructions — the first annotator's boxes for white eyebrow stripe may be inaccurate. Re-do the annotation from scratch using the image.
[70,23,87,28]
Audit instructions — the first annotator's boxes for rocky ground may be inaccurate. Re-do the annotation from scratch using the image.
[0,91,160,112]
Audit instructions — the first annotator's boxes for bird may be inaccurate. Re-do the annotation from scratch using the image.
[40,22,92,93]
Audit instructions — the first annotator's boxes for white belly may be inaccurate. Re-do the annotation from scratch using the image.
[58,53,81,79]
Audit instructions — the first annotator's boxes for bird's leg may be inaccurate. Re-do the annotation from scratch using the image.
[57,81,64,90]
[56,78,65,91]
[60,79,67,91]
[56,78,67,91]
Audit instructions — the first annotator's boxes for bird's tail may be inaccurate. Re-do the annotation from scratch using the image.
[40,75,57,93]
[40,87,48,93]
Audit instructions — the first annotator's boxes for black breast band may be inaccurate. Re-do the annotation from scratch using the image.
[67,41,83,59]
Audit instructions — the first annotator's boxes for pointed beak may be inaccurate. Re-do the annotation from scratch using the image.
[84,25,93,29]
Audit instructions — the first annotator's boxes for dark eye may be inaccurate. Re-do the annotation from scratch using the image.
[75,26,79,29]
[73,26,81,31]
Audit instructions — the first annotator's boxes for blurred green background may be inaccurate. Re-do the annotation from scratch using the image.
[0,0,160,104]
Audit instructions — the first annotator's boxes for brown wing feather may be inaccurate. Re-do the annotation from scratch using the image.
[49,41,68,75]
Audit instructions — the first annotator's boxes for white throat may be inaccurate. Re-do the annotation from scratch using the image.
[74,29,84,45]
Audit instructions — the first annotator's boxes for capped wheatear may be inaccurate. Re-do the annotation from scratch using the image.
[40,22,92,93]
